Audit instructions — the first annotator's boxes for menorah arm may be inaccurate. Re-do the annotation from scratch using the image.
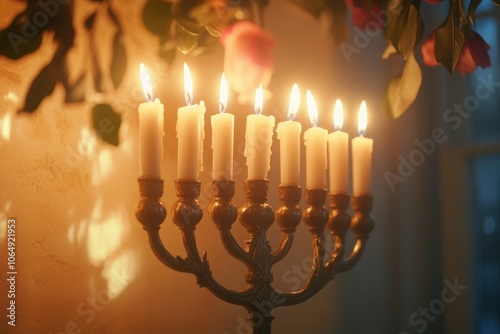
[329,235,346,268]
[271,232,294,263]
[208,181,259,269]
[145,228,192,273]
[273,185,302,263]
[219,229,258,268]
[333,237,368,274]
[278,189,331,307]
[279,269,332,306]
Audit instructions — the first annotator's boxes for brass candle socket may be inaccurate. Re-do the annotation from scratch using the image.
[136,178,375,334]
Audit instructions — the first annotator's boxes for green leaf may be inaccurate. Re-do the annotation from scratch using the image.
[110,32,127,89]
[397,4,424,59]
[434,4,465,74]
[385,52,422,119]
[382,42,398,59]
[175,22,200,54]
[173,0,205,34]
[467,0,483,25]
[20,62,58,113]
[384,0,410,52]
[189,2,216,27]
[142,0,173,36]
[205,24,221,38]
[92,104,121,146]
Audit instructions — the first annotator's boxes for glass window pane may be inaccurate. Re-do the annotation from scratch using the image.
[471,154,500,334]
[466,18,500,144]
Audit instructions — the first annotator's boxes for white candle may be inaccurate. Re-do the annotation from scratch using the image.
[244,85,275,180]
[304,90,328,189]
[138,63,164,178]
[328,99,349,194]
[211,73,234,181]
[352,101,373,196]
[276,83,301,186]
[177,63,206,180]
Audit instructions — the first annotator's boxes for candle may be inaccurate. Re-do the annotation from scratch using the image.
[138,63,164,178]
[352,101,373,196]
[244,85,275,180]
[304,90,328,189]
[177,63,206,180]
[328,99,349,194]
[276,83,302,186]
[211,73,234,181]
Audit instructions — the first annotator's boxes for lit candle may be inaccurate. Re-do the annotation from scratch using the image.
[138,63,164,178]
[328,99,349,194]
[352,101,373,196]
[276,83,302,186]
[304,90,328,189]
[211,73,234,181]
[176,63,206,180]
[244,85,275,180]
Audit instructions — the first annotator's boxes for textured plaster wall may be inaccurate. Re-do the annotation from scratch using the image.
[0,0,441,333]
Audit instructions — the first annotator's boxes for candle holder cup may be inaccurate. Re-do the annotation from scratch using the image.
[136,178,374,334]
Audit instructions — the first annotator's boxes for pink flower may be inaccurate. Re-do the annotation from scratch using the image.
[346,0,383,31]
[421,33,438,67]
[221,21,276,98]
[420,29,491,75]
[459,29,491,73]
[424,0,445,4]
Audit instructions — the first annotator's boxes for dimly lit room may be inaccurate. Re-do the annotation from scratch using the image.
[0,0,499,333]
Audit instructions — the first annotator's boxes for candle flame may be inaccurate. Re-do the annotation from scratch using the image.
[358,101,368,136]
[140,63,153,102]
[306,90,318,127]
[184,62,193,106]
[333,99,343,131]
[287,83,300,121]
[254,84,263,115]
[219,73,228,113]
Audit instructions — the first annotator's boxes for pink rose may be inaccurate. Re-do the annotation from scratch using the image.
[421,33,438,67]
[346,0,383,31]
[458,29,491,74]
[221,21,276,98]
[420,29,491,75]
[424,0,445,4]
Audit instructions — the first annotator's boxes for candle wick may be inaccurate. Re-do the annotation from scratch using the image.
[186,92,193,106]
[219,102,225,114]
[147,92,153,102]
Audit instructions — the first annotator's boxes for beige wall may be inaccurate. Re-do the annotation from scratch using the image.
[0,1,448,334]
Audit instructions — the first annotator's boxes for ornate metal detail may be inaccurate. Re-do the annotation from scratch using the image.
[136,178,374,334]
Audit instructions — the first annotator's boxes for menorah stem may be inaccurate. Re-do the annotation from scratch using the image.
[248,311,274,334]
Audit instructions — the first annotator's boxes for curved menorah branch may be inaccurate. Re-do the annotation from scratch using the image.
[272,185,301,263]
[137,176,374,334]
[136,177,190,272]
[208,181,258,269]
[333,196,374,275]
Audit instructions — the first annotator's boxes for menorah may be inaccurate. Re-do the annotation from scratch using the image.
[136,176,374,334]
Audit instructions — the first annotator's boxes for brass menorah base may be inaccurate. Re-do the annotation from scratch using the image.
[136,177,374,334]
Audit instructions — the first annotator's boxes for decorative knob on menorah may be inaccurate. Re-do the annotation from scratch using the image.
[136,177,374,334]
